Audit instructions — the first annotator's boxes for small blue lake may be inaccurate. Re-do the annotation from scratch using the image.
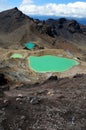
[25,42,35,49]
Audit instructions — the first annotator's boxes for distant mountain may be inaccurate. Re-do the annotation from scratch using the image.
[29,15,86,25]
[0,7,86,52]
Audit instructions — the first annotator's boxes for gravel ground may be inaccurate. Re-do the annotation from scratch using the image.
[0,74,86,130]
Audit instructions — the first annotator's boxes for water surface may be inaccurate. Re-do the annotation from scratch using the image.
[28,55,79,72]
[25,42,35,49]
[11,53,23,58]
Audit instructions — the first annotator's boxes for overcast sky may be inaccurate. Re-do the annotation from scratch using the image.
[0,0,86,18]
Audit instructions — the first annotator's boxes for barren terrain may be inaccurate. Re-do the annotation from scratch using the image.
[0,7,86,130]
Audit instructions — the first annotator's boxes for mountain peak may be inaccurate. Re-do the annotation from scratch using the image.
[0,7,30,32]
[14,7,18,10]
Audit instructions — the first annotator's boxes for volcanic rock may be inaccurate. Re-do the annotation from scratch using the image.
[0,8,86,51]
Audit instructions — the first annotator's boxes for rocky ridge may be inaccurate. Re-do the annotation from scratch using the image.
[0,7,86,51]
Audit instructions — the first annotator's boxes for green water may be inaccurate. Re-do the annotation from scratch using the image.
[25,42,35,49]
[11,53,23,58]
[28,55,79,72]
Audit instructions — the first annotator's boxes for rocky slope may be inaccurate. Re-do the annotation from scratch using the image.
[0,7,86,84]
[0,7,86,130]
[0,7,86,51]
[0,74,86,130]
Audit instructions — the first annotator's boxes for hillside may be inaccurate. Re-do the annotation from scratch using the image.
[0,7,86,130]
[0,7,86,51]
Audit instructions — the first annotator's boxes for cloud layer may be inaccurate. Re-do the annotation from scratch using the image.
[19,0,86,18]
